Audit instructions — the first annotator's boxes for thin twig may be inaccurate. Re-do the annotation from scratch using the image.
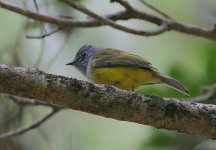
[33,0,39,12]
[192,90,216,102]
[30,111,56,150]
[110,0,134,11]
[139,0,171,18]
[32,0,47,32]
[9,95,63,109]
[61,0,168,36]
[0,108,60,139]
[186,84,216,103]
[31,0,46,67]
[26,27,62,39]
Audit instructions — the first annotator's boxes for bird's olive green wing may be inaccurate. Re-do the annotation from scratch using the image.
[92,48,156,70]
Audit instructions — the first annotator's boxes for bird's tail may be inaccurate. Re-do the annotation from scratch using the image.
[154,73,189,96]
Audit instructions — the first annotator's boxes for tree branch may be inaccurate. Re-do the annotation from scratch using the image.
[0,108,60,139]
[0,95,63,139]
[60,0,168,36]
[1,0,216,40]
[0,64,216,139]
[0,0,135,27]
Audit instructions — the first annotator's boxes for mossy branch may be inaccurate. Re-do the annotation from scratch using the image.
[0,64,216,139]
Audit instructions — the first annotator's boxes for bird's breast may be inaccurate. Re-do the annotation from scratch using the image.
[90,66,160,91]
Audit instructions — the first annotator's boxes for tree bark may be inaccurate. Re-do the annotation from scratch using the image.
[0,64,216,139]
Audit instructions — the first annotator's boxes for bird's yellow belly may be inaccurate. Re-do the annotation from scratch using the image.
[90,67,160,91]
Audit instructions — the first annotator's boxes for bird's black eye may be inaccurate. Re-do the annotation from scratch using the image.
[81,52,86,57]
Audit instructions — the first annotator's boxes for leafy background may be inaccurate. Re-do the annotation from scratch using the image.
[0,0,216,150]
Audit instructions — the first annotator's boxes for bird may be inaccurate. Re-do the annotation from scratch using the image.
[66,44,189,95]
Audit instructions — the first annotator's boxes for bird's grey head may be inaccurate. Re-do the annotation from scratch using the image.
[66,44,101,75]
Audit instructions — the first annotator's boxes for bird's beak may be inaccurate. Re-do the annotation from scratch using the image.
[66,61,75,65]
